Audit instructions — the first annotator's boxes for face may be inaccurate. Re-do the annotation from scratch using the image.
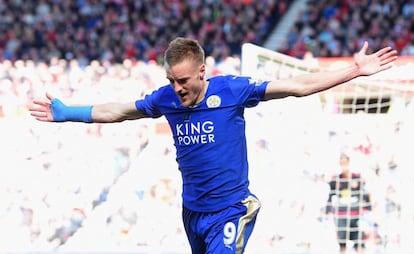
[339,155,350,173]
[166,59,206,107]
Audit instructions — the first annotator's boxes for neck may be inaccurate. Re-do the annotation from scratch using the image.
[191,80,208,107]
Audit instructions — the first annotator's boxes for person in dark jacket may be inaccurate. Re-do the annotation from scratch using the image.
[326,153,372,254]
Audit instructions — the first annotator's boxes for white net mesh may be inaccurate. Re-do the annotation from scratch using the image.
[241,43,414,253]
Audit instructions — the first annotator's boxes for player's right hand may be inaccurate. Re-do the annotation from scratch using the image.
[29,92,56,122]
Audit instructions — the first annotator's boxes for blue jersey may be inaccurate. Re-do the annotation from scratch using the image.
[135,75,269,212]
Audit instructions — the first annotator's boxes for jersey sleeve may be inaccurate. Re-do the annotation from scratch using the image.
[135,89,163,118]
[227,76,269,107]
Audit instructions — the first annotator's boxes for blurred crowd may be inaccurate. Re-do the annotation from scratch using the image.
[2,0,414,66]
[0,0,289,65]
[0,54,241,252]
[280,0,414,58]
[1,52,414,253]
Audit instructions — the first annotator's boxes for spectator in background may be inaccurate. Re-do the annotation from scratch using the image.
[282,0,414,58]
[326,153,372,254]
[0,0,289,65]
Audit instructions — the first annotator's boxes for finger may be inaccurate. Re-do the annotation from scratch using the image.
[31,112,54,122]
[31,99,50,107]
[29,106,48,113]
[375,46,394,57]
[30,112,50,122]
[34,117,51,122]
[359,41,369,55]
[378,49,398,65]
[378,63,394,72]
[30,111,48,117]
[29,99,52,111]
[379,49,398,60]
[380,55,398,67]
[46,92,54,101]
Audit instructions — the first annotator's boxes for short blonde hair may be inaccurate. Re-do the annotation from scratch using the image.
[164,37,205,68]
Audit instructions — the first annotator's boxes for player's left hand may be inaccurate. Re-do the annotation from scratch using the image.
[354,41,397,76]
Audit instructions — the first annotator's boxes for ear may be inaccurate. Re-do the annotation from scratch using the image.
[199,64,206,79]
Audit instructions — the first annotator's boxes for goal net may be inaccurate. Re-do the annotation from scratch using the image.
[241,43,414,253]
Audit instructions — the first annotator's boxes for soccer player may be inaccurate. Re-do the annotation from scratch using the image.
[326,153,372,254]
[29,37,397,254]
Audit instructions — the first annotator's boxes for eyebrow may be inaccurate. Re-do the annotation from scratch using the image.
[167,76,190,83]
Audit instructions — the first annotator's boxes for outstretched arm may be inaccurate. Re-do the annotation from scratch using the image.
[264,41,398,100]
[29,92,147,123]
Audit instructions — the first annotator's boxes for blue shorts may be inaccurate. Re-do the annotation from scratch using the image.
[182,195,261,254]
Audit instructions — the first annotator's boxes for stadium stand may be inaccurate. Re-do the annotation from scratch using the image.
[0,0,290,64]
[279,0,414,58]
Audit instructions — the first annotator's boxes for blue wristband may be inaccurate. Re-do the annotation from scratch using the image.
[51,98,93,123]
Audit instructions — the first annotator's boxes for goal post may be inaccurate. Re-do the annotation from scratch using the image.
[241,43,414,115]
[241,42,414,253]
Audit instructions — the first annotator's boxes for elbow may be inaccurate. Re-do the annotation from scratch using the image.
[290,89,311,98]
[296,92,315,97]
[293,92,307,98]
[293,86,322,97]
[92,111,126,123]
[107,113,129,123]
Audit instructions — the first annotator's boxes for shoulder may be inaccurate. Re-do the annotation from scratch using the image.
[156,84,175,94]
[208,75,264,92]
[209,75,251,84]
[352,173,361,178]
[209,75,269,107]
[136,84,176,111]
[143,84,175,100]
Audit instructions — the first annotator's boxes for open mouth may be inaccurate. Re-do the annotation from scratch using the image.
[179,92,188,100]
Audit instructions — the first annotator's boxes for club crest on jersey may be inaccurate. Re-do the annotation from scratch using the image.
[206,95,221,108]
